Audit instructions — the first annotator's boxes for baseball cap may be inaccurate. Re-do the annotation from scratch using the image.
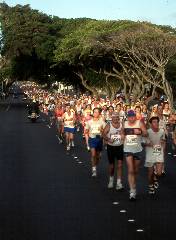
[127,110,136,117]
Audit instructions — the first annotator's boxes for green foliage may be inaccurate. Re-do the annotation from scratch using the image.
[54,19,140,64]
[1,2,176,98]
[0,65,12,81]
[0,2,61,61]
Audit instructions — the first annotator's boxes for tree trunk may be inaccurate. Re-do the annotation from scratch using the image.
[75,71,99,97]
[163,80,173,109]
[162,70,173,109]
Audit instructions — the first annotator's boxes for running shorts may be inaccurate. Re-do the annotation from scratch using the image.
[64,127,76,134]
[107,144,124,164]
[88,137,103,151]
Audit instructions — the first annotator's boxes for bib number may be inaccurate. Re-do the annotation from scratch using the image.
[92,126,100,134]
[111,134,121,144]
[153,145,161,156]
[126,135,138,146]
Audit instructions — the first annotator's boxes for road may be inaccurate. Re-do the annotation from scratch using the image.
[0,96,176,240]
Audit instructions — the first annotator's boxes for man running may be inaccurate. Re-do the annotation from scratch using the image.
[123,110,147,201]
[55,102,64,143]
[145,116,166,194]
[103,112,124,190]
[85,108,106,177]
[63,105,76,151]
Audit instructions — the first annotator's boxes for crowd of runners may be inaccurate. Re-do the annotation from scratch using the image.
[20,82,176,201]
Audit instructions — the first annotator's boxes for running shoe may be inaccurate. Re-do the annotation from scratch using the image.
[58,137,63,144]
[66,145,70,151]
[71,141,75,147]
[92,170,97,177]
[108,177,114,189]
[154,180,159,189]
[129,189,136,201]
[116,182,124,191]
[148,185,155,195]
[87,146,90,151]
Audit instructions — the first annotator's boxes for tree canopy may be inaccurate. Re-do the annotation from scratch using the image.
[1,2,176,105]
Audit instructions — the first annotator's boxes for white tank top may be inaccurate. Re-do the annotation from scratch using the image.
[146,128,165,162]
[64,112,75,128]
[107,123,123,146]
[124,120,143,153]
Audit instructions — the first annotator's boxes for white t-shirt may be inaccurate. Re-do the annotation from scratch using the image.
[63,112,75,128]
[85,118,106,138]
[145,128,165,163]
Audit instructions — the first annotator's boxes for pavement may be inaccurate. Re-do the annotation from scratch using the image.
[0,96,176,240]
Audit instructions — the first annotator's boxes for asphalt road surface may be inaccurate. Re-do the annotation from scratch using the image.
[0,96,176,240]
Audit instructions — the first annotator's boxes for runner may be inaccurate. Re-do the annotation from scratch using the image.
[145,116,166,194]
[150,105,158,118]
[75,100,82,132]
[82,104,92,151]
[85,108,106,177]
[103,112,124,190]
[105,106,114,124]
[55,102,64,143]
[163,102,171,124]
[63,105,76,151]
[123,109,147,200]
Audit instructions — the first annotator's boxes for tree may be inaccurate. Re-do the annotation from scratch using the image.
[121,26,176,108]
[0,3,62,84]
[54,19,134,96]
[89,22,176,105]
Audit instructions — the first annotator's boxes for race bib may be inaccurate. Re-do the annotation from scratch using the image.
[111,134,121,145]
[153,145,162,156]
[65,121,74,127]
[68,121,74,127]
[91,126,100,134]
[126,135,138,146]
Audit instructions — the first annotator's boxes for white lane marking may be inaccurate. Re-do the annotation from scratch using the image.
[53,137,147,235]
[128,219,135,222]
[120,210,126,213]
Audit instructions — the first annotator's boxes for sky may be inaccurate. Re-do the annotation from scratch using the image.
[3,0,176,27]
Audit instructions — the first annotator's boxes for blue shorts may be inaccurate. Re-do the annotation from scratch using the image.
[64,127,76,134]
[124,151,142,160]
[88,137,103,151]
